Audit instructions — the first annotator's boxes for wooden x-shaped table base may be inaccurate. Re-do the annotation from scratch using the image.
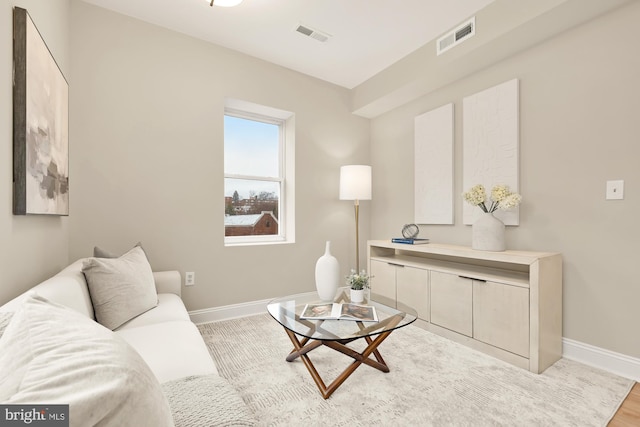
[282,318,400,399]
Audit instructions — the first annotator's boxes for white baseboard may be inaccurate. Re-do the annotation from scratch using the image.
[189,297,640,382]
[188,291,317,325]
[563,337,640,382]
[188,298,273,324]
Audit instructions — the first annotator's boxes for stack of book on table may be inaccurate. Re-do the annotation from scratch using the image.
[391,237,429,245]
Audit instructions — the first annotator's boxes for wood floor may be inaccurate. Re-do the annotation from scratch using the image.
[609,382,640,426]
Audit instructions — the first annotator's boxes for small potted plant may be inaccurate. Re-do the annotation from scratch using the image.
[346,269,371,303]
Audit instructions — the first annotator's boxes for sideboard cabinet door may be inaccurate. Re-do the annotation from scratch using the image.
[397,266,429,321]
[473,280,530,357]
[370,259,396,306]
[430,271,472,337]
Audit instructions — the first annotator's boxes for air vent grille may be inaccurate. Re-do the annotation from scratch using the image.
[296,25,313,37]
[295,24,331,43]
[437,17,475,56]
[456,23,473,40]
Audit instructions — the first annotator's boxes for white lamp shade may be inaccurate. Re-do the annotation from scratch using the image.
[339,165,372,201]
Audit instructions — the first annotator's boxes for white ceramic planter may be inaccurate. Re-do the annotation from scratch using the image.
[350,288,364,303]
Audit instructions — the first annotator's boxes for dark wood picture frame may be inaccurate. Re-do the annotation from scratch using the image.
[13,7,69,215]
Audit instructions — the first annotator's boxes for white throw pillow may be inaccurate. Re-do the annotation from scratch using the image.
[83,245,158,330]
[0,294,174,427]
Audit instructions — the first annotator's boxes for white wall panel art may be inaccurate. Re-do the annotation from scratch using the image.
[463,79,519,225]
[414,103,454,224]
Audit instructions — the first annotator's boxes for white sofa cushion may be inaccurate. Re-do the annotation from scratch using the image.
[0,294,174,427]
[0,260,94,318]
[153,270,182,296]
[83,245,158,330]
[116,321,218,383]
[0,312,12,338]
[116,293,190,330]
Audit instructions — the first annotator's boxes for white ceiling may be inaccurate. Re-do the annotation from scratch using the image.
[80,0,495,89]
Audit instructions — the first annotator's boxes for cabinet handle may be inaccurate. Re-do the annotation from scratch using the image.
[458,275,486,282]
[388,263,405,268]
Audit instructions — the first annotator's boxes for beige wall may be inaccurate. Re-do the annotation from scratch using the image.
[3,0,636,362]
[0,0,70,305]
[370,2,640,358]
[68,1,370,311]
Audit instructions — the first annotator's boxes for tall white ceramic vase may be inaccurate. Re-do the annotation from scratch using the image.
[472,212,506,251]
[315,241,339,301]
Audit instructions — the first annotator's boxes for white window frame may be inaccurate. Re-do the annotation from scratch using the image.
[224,98,295,246]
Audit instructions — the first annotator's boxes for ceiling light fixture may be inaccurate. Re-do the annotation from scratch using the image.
[209,0,243,7]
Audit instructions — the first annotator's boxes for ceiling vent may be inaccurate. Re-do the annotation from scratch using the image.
[295,24,331,43]
[436,17,475,56]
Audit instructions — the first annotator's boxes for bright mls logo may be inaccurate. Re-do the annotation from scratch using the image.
[1,405,68,426]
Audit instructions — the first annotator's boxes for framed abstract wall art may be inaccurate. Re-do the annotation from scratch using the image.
[13,7,69,215]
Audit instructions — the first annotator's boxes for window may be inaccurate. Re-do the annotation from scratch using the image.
[224,99,295,245]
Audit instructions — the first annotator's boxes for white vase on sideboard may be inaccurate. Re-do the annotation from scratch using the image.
[315,241,339,301]
[472,212,506,251]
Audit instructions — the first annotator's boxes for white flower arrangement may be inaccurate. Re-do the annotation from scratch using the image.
[463,184,522,213]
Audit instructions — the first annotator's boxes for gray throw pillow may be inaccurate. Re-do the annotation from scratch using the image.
[0,294,174,426]
[94,242,143,258]
[93,246,119,258]
[83,245,158,330]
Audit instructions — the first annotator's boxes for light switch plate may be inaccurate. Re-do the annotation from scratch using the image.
[606,180,624,200]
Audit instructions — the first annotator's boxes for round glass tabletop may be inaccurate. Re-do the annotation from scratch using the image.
[267,287,417,341]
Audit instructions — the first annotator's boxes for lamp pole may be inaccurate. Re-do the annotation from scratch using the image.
[354,198,360,273]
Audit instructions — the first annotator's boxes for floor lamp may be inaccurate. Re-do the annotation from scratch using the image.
[339,165,372,273]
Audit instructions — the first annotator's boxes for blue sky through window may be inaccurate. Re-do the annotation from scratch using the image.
[224,115,280,199]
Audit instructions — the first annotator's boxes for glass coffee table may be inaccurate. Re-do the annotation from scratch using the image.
[267,288,417,399]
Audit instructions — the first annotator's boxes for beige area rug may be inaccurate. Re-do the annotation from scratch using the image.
[198,314,633,426]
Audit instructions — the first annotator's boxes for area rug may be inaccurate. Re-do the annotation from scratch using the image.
[197,314,633,426]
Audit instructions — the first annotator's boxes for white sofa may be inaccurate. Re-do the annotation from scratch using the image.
[0,257,256,426]
[0,259,217,383]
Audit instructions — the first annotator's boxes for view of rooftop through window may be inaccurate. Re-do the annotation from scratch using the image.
[224,114,281,237]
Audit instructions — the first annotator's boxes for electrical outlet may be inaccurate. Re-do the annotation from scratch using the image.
[185,272,195,286]
[606,180,624,200]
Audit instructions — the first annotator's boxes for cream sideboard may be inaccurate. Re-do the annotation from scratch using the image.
[368,240,562,374]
